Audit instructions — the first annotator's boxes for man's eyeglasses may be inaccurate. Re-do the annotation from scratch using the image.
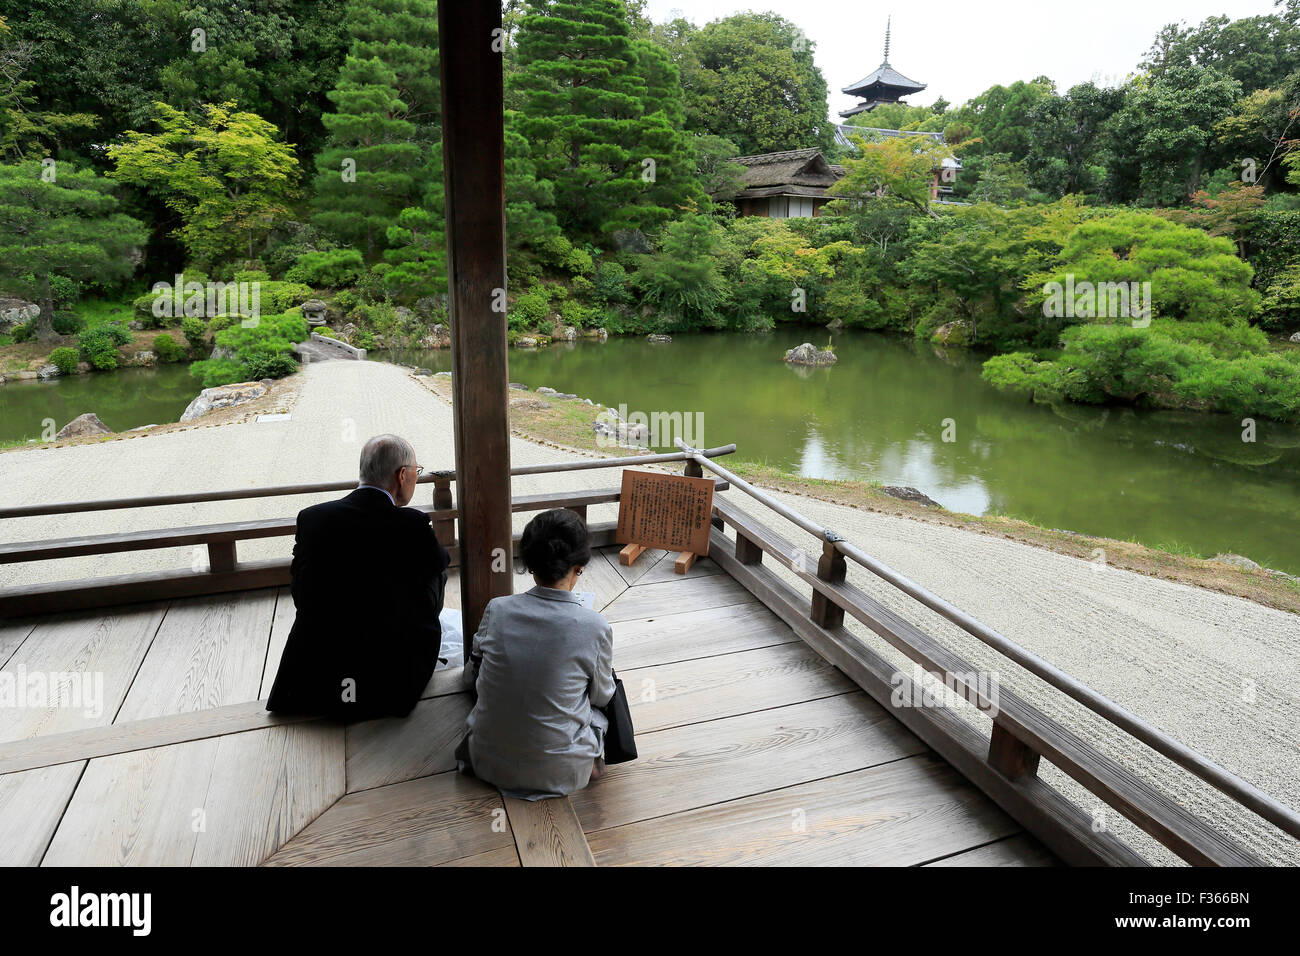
[404,464,425,478]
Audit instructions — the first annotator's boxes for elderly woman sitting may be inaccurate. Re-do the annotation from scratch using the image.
[456,508,616,799]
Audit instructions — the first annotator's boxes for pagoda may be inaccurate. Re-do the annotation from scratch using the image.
[839,17,926,117]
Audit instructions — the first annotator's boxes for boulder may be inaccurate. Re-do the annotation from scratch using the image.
[558,325,579,343]
[128,320,145,331]
[510,397,553,411]
[515,336,538,349]
[413,368,433,376]
[179,381,269,422]
[418,324,451,349]
[647,333,672,343]
[395,306,413,322]
[582,327,608,341]
[209,345,238,362]
[435,370,451,377]
[0,297,39,333]
[880,486,942,508]
[825,317,845,331]
[536,386,558,395]
[55,412,112,439]
[509,382,529,391]
[132,351,156,366]
[1291,331,1300,343]
[1210,553,1262,571]
[931,319,973,347]
[36,364,61,381]
[783,342,837,366]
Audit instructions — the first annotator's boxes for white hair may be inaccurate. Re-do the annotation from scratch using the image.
[359,434,415,486]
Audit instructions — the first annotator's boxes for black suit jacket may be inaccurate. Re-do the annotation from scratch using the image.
[266,486,450,720]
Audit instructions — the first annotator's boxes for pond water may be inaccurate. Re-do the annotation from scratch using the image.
[0,364,199,444]
[385,328,1300,574]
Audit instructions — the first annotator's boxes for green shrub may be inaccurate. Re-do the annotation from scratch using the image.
[244,353,298,379]
[285,249,364,288]
[77,323,132,370]
[509,288,549,331]
[232,270,271,285]
[209,314,237,333]
[52,312,85,335]
[153,334,186,363]
[560,299,589,328]
[10,323,32,342]
[189,358,246,388]
[48,347,80,375]
[593,261,631,303]
[332,289,359,314]
[181,317,208,350]
[48,275,82,308]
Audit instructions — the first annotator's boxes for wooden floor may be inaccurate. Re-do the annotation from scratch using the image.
[0,545,1057,866]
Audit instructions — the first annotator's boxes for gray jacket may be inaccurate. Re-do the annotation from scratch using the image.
[463,585,616,799]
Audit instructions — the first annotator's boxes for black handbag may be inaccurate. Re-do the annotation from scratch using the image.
[598,671,638,764]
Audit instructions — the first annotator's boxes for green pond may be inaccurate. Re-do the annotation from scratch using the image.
[385,328,1300,575]
[0,364,199,444]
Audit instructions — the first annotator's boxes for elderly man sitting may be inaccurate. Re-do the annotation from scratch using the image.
[267,434,450,720]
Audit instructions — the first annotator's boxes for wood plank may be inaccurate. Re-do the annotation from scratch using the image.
[621,642,856,734]
[437,845,520,867]
[0,602,167,743]
[344,693,471,793]
[598,544,667,586]
[259,587,295,699]
[611,602,797,671]
[587,754,1024,866]
[927,833,1061,867]
[601,574,756,624]
[192,723,345,865]
[637,550,721,585]
[0,763,85,865]
[43,723,344,866]
[115,590,275,722]
[43,737,221,865]
[264,771,512,866]
[570,693,924,833]
[504,796,596,867]
[707,524,1147,866]
[0,619,35,669]
[0,699,313,775]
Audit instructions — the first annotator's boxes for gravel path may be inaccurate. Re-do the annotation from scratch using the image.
[2,359,1296,864]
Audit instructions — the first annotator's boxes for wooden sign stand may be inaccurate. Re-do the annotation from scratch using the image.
[616,470,715,575]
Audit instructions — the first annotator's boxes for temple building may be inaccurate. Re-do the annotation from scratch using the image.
[726,18,959,217]
[839,17,926,118]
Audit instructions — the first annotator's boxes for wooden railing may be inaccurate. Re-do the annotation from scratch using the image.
[0,445,737,617]
[674,440,1299,867]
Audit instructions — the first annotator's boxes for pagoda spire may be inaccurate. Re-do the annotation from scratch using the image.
[883,15,891,65]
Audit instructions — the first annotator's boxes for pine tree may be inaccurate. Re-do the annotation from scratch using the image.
[311,0,439,261]
[511,0,699,240]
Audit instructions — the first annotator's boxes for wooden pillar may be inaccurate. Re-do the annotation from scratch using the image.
[439,0,512,657]
[431,475,455,549]
[810,539,846,629]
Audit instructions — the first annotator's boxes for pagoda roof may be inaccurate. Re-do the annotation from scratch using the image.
[841,62,926,99]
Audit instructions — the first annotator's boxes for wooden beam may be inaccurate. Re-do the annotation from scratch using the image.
[503,796,596,867]
[439,0,511,655]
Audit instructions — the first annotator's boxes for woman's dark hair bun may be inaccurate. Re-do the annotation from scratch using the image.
[521,508,591,585]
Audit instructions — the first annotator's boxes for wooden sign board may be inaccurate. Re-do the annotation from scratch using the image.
[616,470,714,558]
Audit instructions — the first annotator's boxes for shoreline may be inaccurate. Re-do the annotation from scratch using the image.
[412,368,1300,616]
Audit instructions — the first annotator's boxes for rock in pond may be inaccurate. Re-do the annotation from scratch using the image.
[783,342,837,366]
[55,412,113,439]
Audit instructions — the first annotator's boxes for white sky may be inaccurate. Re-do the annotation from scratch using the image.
[645,0,1283,113]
